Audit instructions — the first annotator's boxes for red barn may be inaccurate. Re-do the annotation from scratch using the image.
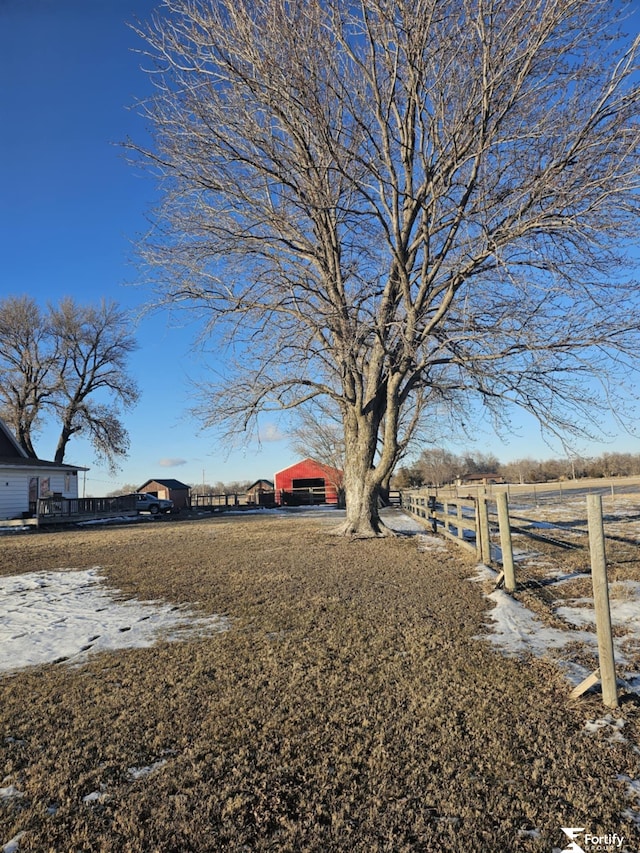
[274,458,343,506]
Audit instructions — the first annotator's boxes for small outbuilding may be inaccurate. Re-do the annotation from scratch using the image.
[137,478,191,511]
[0,418,86,521]
[246,479,275,506]
[274,458,343,506]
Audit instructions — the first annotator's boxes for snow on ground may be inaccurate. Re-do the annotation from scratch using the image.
[414,493,640,696]
[0,568,230,675]
[468,566,640,693]
[394,500,640,699]
[470,564,624,688]
[448,497,640,838]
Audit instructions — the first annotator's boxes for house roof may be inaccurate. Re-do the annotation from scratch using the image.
[0,456,86,471]
[139,478,191,491]
[459,472,503,482]
[0,418,87,471]
[0,420,28,458]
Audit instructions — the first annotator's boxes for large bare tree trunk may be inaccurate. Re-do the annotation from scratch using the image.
[334,408,390,537]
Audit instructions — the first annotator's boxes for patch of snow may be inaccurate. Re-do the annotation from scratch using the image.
[416,534,449,552]
[468,564,497,583]
[387,514,429,534]
[127,759,168,780]
[469,549,640,693]
[0,526,31,535]
[78,515,141,527]
[544,570,590,584]
[2,832,26,853]
[0,786,23,801]
[618,774,640,827]
[0,568,230,675]
[82,787,108,804]
[480,586,598,659]
[517,828,542,839]
[584,715,626,735]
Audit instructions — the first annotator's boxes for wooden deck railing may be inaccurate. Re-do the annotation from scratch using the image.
[37,495,138,520]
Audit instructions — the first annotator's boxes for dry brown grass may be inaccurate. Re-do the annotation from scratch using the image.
[2,512,640,852]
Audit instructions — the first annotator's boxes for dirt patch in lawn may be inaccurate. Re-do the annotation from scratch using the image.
[1,513,640,852]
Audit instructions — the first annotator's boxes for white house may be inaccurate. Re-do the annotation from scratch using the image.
[0,419,86,520]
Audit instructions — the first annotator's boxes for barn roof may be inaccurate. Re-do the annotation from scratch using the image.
[274,458,343,479]
[247,479,274,490]
[139,478,191,491]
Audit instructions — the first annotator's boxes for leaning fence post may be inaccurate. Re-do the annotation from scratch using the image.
[570,494,618,708]
[496,491,516,592]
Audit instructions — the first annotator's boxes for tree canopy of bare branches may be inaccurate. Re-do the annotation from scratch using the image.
[0,296,139,473]
[0,296,57,458]
[131,0,640,535]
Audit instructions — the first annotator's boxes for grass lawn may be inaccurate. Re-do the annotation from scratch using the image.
[1,511,639,852]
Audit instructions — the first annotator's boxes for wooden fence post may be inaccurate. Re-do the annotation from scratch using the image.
[570,494,618,708]
[496,491,516,592]
[477,497,491,563]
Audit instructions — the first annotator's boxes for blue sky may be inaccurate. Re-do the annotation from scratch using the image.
[0,0,296,493]
[1,1,639,494]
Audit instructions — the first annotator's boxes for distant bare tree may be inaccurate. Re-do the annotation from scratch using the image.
[190,482,217,496]
[0,296,139,472]
[106,483,140,497]
[192,480,250,495]
[460,452,501,477]
[417,448,462,487]
[391,463,424,490]
[131,0,640,536]
[289,402,345,474]
[50,299,140,472]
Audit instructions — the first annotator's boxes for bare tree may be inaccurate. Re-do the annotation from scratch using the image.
[131,0,640,536]
[289,402,346,474]
[0,296,58,457]
[0,296,139,471]
[106,483,141,497]
[417,448,462,487]
[49,299,140,472]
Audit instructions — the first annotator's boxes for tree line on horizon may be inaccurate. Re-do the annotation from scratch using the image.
[106,480,254,498]
[393,448,640,489]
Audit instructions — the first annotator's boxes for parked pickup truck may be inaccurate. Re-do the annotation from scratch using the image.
[129,493,174,515]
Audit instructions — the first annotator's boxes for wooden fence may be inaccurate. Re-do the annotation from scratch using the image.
[402,491,488,557]
[401,488,619,708]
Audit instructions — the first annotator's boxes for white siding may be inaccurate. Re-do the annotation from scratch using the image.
[0,468,80,520]
[0,473,29,519]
